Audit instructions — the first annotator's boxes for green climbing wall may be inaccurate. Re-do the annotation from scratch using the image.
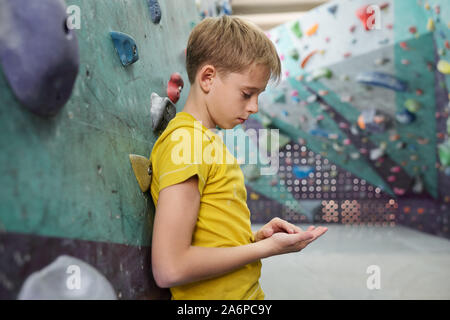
[0,0,198,247]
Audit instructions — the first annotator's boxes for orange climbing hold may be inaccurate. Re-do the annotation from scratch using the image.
[306,23,319,36]
[300,50,318,68]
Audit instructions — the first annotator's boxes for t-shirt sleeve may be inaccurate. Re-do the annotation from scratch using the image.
[152,127,212,196]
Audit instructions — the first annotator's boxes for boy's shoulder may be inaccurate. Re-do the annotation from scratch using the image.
[150,112,217,164]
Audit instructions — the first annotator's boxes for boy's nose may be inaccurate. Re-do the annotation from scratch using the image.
[247,99,258,114]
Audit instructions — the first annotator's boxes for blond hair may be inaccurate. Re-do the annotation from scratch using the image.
[186,16,281,84]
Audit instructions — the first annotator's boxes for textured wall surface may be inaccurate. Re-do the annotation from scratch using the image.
[0,0,198,299]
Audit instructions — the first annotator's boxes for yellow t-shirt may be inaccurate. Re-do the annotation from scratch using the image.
[150,111,264,300]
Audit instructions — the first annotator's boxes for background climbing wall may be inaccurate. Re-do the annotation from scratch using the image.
[0,0,203,299]
[241,0,450,239]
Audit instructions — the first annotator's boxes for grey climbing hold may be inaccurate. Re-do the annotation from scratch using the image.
[148,0,162,24]
[151,93,176,133]
[0,0,80,116]
[18,255,116,300]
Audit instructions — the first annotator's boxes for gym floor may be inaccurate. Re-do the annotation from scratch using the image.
[252,224,450,299]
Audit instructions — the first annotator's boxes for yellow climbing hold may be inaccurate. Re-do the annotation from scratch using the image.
[250,192,260,200]
[437,60,450,75]
[427,18,435,31]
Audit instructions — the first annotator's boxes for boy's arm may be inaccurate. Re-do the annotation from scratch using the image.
[151,175,327,288]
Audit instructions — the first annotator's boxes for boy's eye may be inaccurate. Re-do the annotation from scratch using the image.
[242,92,251,99]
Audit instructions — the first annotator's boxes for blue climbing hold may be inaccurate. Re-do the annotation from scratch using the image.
[148,0,162,24]
[293,166,314,179]
[396,109,416,124]
[0,0,80,116]
[328,4,338,16]
[110,31,139,67]
[356,72,408,92]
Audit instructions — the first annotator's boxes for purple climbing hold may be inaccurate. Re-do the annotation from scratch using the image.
[0,0,80,116]
[148,0,162,24]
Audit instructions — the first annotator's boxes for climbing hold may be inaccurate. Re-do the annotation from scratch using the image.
[289,48,300,61]
[370,147,385,161]
[291,21,303,39]
[412,175,424,194]
[293,166,314,179]
[306,94,318,103]
[393,188,406,196]
[437,60,450,75]
[389,134,400,141]
[306,23,319,36]
[129,154,152,192]
[340,95,352,103]
[18,255,116,300]
[167,72,184,104]
[399,42,410,50]
[396,109,416,124]
[242,164,260,181]
[387,175,396,182]
[332,143,344,152]
[404,99,421,113]
[438,140,450,166]
[350,152,360,160]
[356,5,377,31]
[310,68,333,81]
[301,50,318,69]
[0,0,80,116]
[147,0,162,24]
[250,192,260,200]
[426,18,435,31]
[110,31,139,66]
[356,72,408,92]
[401,59,410,65]
[349,25,356,33]
[150,93,176,133]
[327,4,338,16]
[357,109,390,133]
[273,92,286,104]
[409,26,417,34]
[375,57,390,65]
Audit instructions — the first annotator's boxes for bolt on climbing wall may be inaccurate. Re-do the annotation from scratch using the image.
[0,0,202,299]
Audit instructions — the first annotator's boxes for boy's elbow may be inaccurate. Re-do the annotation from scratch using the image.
[152,262,182,289]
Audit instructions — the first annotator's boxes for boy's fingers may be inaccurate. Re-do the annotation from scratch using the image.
[293,231,314,243]
[307,226,315,231]
[274,218,297,234]
[309,226,328,240]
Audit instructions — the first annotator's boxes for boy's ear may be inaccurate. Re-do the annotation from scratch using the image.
[197,64,216,93]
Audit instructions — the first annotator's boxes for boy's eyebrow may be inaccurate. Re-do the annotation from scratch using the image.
[242,86,266,92]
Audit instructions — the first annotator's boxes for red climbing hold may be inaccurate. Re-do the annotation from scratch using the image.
[167,73,184,104]
[409,26,417,34]
[356,5,377,31]
[399,42,410,50]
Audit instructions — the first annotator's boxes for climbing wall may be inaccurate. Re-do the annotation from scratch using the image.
[0,0,201,299]
[242,0,450,239]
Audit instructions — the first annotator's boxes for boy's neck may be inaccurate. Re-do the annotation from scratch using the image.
[182,87,216,129]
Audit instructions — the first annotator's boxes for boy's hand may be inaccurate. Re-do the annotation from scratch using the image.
[264,225,327,256]
[254,217,304,242]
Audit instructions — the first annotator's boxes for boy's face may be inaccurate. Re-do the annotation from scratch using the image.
[206,63,270,129]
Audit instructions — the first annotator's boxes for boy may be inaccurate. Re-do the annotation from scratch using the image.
[150,16,327,300]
